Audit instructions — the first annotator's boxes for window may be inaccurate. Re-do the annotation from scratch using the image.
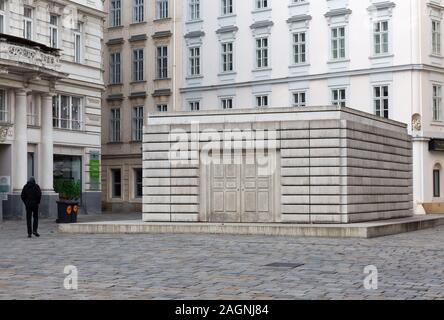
[132,106,143,141]
[293,32,306,64]
[23,6,33,40]
[221,0,233,15]
[133,0,144,23]
[189,0,200,21]
[0,89,7,123]
[331,88,346,107]
[0,0,5,33]
[293,92,306,107]
[111,169,122,198]
[256,95,269,108]
[432,20,441,55]
[110,108,121,142]
[433,84,442,121]
[256,0,268,10]
[189,47,201,76]
[52,95,82,130]
[374,85,389,119]
[157,0,169,19]
[374,21,389,55]
[221,42,234,72]
[256,37,269,69]
[110,0,121,27]
[110,52,122,84]
[157,104,168,112]
[73,22,82,63]
[434,168,441,198]
[27,97,39,126]
[331,26,346,60]
[156,46,168,79]
[49,15,58,48]
[134,168,143,198]
[221,98,233,109]
[133,49,144,82]
[189,101,200,111]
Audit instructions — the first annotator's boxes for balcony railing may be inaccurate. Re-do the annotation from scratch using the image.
[0,34,61,72]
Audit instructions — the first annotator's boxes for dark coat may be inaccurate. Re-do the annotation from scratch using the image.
[21,179,42,207]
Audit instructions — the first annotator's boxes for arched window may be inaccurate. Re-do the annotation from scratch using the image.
[433,164,441,198]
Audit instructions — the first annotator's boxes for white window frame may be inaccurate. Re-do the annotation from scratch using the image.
[189,0,200,21]
[433,84,442,122]
[110,0,122,27]
[331,88,347,107]
[189,46,201,76]
[73,22,82,63]
[156,0,169,19]
[221,41,234,73]
[373,85,390,119]
[255,0,269,10]
[157,104,168,112]
[132,106,144,141]
[292,91,307,107]
[373,20,389,55]
[0,0,6,34]
[23,6,33,40]
[156,46,168,79]
[255,95,269,108]
[221,97,233,109]
[221,0,233,16]
[292,31,307,65]
[255,37,269,69]
[109,108,121,142]
[189,100,200,111]
[49,14,59,48]
[52,95,83,131]
[432,20,442,56]
[330,26,346,60]
[133,0,144,23]
[0,88,8,123]
[132,49,144,82]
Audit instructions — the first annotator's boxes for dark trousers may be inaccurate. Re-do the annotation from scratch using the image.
[26,204,39,235]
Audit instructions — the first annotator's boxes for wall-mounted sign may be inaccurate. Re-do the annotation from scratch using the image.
[89,151,100,191]
[429,139,444,151]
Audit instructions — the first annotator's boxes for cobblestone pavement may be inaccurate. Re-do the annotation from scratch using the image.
[0,214,443,300]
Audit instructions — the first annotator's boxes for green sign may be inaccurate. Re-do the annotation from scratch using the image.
[89,151,100,191]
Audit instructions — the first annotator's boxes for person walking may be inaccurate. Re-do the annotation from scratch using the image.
[21,177,42,238]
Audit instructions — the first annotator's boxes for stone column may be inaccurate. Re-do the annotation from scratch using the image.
[12,89,28,192]
[40,93,54,192]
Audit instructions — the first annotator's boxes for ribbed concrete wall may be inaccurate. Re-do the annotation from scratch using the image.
[142,107,413,224]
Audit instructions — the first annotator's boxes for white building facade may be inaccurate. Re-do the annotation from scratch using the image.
[0,0,105,219]
[179,0,444,214]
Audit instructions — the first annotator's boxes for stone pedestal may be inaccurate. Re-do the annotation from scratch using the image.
[40,192,59,219]
[3,193,24,220]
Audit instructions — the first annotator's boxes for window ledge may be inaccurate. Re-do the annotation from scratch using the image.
[431,121,444,127]
[218,71,237,76]
[186,19,204,25]
[369,53,394,60]
[130,80,146,84]
[430,54,444,59]
[154,78,171,81]
[186,75,204,80]
[218,14,237,20]
[107,83,123,87]
[289,63,310,68]
[154,17,171,22]
[130,21,147,26]
[252,67,272,72]
[327,59,350,64]
[251,8,272,14]
[107,141,124,145]
[108,25,124,30]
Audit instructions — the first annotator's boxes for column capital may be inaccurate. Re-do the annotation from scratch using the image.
[15,88,29,96]
[42,92,57,99]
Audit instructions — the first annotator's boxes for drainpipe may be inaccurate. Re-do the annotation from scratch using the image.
[172,0,177,111]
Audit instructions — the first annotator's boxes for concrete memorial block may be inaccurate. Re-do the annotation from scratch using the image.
[143,106,413,224]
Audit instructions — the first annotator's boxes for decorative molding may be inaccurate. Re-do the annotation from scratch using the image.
[216,26,239,34]
[184,31,205,39]
[152,31,173,39]
[250,20,274,30]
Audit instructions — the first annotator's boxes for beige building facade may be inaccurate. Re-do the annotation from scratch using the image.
[0,0,105,220]
[102,0,182,212]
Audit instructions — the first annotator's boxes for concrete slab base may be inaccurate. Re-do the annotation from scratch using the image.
[58,215,444,238]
